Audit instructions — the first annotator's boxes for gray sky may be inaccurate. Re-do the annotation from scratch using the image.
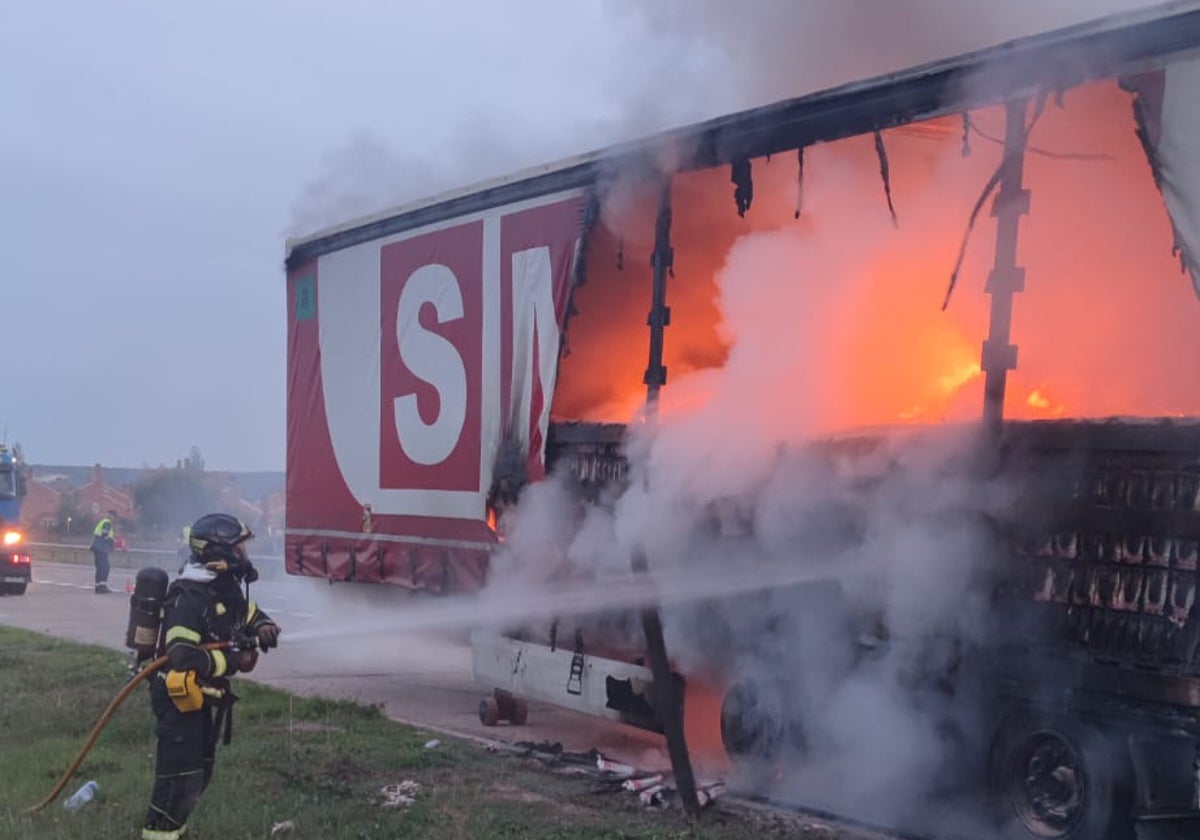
[0,0,1163,471]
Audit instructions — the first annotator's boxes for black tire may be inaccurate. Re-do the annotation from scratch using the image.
[720,680,788,761]
[478,697,500,727]
[492,689,515,720]
[5,582,26,596]
[989,714,1132,840]
[508,698,529,726]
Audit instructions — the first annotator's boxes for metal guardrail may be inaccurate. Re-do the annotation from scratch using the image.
[26,542,286,571]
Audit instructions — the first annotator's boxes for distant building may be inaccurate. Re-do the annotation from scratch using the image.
[18,469,62,534]
[214,483,265,528]
[75,464,135,525]
[17,460,279,541]
[34,473,71,492]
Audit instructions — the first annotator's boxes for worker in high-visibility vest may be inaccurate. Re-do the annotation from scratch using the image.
[89,510,117,594]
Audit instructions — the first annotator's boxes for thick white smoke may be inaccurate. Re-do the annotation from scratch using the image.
[287,127,564,239]
[290,1,1164,237]
[616,0,1170,117]
[287,1,1178,832]
[486,70,1039,834]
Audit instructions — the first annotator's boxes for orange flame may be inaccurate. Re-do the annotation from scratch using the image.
[683,678,731,774]
[1025,387,1066,417]
[486,507,505,542]
[553,80,1200,434]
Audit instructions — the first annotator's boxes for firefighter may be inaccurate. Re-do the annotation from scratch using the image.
[142,513,281,840]
[90,510,117,594]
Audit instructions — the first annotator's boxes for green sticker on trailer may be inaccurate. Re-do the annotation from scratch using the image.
[295,275,316,321]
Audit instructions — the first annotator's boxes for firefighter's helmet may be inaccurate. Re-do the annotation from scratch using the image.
[189,513,257,582]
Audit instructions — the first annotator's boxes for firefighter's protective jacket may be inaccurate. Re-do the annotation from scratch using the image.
[159,579,273,691]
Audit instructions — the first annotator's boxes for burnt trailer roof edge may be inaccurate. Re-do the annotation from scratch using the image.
[286,1,1200,269]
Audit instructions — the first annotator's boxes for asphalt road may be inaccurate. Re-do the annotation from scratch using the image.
[0,561,681,772]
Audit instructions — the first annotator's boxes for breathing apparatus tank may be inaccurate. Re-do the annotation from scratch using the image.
[125,566,170,665]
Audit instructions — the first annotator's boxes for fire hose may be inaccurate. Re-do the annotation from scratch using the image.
[25,641,231,814]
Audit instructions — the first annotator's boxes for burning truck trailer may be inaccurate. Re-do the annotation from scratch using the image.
[284,4,1200,838]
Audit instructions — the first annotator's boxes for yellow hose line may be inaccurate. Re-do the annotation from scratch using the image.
[26,642,229,814]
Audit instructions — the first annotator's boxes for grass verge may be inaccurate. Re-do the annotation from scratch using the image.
[0,626,842,840]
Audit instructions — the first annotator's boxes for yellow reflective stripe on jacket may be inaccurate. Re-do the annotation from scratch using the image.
[165,626,202,645]
[93,518,112,537]
[142,826,186,840]
[210,649,227,677]
[247,601,259,623]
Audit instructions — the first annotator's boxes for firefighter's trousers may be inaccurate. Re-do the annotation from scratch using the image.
[143,677,215,835]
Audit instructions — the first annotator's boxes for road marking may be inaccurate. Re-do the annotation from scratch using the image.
[33,579,96,590]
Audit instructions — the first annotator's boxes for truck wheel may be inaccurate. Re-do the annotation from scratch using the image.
[508,698,529,726]
[720,680,787,761]
[5,582,25,596]
[478,697,500,727]
[492,689,515,720]
[990,715,1130,839]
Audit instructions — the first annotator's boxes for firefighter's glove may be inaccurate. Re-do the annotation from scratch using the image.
[237,648,259,674]
[256,622,281,652]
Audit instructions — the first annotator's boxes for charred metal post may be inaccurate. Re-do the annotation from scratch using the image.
[635,177,702,817]
[981,98,1030,434]
[873,130,898,227]
[731,158,753,217]
[644,180,673,404]
[794,146,806,220]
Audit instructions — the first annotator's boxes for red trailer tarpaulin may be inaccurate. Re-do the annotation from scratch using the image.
[285,191,588,590]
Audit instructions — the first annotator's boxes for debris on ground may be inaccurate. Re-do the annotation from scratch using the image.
[622,774,664,793]
[596,756,637,777]
[697,781,727,807]
[639,783,671,806]
[514,740,603,769]
[423,739,441,749]
[588,749,727,810]
[503,741,729,812]
[630,779,727,809]
[380,780,422,809]
[270,820,295,836]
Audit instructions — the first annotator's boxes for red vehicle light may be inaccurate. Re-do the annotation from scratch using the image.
[10,555,30,564]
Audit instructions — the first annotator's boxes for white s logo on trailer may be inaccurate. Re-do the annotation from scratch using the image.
[316,190,584,523]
